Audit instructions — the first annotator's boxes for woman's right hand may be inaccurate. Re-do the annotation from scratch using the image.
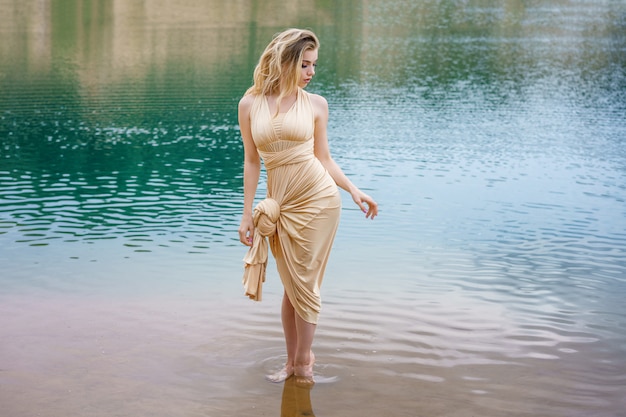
[238,214,254,246]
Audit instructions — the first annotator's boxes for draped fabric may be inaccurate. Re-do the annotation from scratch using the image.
[242,198,280,301]
[242,88,341,324]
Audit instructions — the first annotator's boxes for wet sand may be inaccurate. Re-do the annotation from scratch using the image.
[2,278,624,417]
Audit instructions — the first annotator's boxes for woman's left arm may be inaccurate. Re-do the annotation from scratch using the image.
[311,94,378,219]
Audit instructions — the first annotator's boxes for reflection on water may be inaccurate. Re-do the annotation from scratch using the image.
[1,0,626,416]
[281,378,315,417]
[0,122,242,252]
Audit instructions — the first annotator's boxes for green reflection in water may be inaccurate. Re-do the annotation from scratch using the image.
[0,0,624,250]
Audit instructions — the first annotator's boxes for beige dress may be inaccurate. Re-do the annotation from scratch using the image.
[242,88,341,324]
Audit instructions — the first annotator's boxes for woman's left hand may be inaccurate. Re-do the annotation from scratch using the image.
[351,189,378,219]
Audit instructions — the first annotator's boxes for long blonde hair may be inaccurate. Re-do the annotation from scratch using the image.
[245,28,319,111]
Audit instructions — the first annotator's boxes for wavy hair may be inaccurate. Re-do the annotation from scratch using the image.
[245,28,319,112]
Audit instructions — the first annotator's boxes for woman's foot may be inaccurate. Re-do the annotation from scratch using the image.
[266,364,294,383]
[294,351,315,385]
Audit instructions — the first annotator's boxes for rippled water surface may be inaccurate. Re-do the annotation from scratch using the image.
[1,1,625,416]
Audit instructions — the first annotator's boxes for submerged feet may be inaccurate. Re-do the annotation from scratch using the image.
[294,351,315,386]
[266,364,294,383]
[267,351,316,384]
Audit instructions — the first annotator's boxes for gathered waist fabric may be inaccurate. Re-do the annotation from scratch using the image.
[258,139,314,170]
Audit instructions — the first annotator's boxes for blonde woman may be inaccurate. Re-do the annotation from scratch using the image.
[238,28,378,383]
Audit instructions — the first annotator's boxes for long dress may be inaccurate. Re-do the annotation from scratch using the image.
[242,88,341,325]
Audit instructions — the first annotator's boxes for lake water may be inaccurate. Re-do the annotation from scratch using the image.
[1,1,625,416]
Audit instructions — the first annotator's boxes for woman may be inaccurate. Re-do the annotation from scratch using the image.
[238,28,378,383]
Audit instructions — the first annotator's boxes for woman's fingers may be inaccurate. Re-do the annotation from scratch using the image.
[239,225,254,246]
[355,193,378,220]
[365,203,378,219]
[240,234,253,246]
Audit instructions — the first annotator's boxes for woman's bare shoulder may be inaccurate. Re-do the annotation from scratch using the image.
[306,92,329,115]
[306,92,328,105]
[239,93,255,110]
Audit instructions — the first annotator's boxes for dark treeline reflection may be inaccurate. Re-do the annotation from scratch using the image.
[2,0,623,123]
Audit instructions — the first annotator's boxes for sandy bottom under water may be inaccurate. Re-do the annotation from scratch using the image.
[2,274,624,417]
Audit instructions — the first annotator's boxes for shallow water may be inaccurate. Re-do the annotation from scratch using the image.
[1,1,626,416]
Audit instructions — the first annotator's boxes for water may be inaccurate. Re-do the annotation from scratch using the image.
[1,1,625,416]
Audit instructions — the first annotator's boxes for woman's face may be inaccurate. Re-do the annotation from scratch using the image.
[299,48,318,88]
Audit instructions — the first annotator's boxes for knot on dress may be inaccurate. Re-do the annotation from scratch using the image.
[254,198,280,237]
[242,198,281,301]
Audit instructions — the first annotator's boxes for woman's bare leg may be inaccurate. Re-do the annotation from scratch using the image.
[282,292,298,369]
[283,291,317,375]
[267,292,317,383]
[293,300,317,381]
[294,308,316,380]
[267,292,297,382]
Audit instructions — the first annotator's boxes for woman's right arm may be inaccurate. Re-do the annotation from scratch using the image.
[238,95,261,246]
